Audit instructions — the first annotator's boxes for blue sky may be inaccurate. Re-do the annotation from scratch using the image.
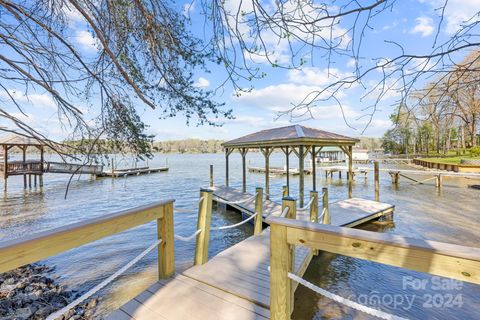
[1,0,479,141]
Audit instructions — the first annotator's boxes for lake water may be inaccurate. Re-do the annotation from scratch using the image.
[1,152,479,319]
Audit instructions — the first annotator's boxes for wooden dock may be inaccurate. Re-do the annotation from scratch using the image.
[110,187,394,319]
[97,167,169,178]
[248,166,311,175]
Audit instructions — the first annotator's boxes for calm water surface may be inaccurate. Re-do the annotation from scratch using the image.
[1,153,479,319]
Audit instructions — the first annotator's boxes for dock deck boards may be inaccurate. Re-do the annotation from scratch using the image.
[211,185,394,227]
[110,186,394,319]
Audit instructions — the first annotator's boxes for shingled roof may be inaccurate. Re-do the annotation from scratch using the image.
[222,125,358,148]
[0,134,46,146]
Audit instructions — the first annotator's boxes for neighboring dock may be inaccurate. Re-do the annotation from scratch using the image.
[321,165,480,187]
[97,166,169,178]
[110,186,394,319]
[248,166,311,176]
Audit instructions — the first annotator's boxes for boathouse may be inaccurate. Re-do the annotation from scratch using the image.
[222,125,359,206]
[0,134,46,190]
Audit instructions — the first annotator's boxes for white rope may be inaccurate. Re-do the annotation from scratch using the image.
[211,212,259,230]
[317,208,327,222]
[174,229,202,242]
[297,197,315,211]
[279,206,290,217]
[213,192,259,205]
[47,239,162,320]
[287,272,409,320]
[198,196,205,204]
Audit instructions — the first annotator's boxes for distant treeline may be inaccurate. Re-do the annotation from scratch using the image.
[15,137,382,155]
[153,139,225,153]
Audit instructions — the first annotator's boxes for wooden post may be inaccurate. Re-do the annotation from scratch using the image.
[22,146,27,189]
[194,189,213,265]
[285,147,290,193]
[322,187,330,224]
[298,146,305,207]
[209,164,214,187]
[39,146,44,187]
[34,175,37,187]
[374,161,379,201]
[311,147,316,191]
[282,196,297,220]
[158,201,174,279]
[240,148,248,193]
[436,175,442,188]
[280,196,296,311]
[28,174,31,188]
[270,223,291,319]
[225,148,230,187]
[348,146,353,198]
[261,147,272,200]
[282,185,289,198]
[254,187,263,235]
[111,159,115,177]
[309,191,318,223]
[3,145,7,191]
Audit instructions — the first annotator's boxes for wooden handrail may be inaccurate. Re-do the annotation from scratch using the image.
[267,216,480,319]
[0,199,175,277]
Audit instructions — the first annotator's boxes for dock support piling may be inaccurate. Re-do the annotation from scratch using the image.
[322,187,330,224]
[298,146,305,207]
[309,190,318,223]
[158,201,174,279]
[195,189,213,265]
[282,196,297,220]
[240,148,248,193]
[311,147,316,191]
[281,196,296,311]
[374,161,379,201]
[436,175,442,188]
[270,223,292,319]
[209,165,214,187]
[225,148,231,187]
[282,185,289,198]
[254,187,263,235]
[348,145,353,198]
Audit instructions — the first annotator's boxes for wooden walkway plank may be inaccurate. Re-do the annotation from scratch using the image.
[115,274,269,320]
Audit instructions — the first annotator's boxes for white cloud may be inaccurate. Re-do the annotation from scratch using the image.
[75,30,99,52]
[346,59,356,68]
[0,89,56,109]
[194,77,210,88]
[288,67,348,86]
[183,1,195,16]
[411,16,434,37]
[420,0,480,34]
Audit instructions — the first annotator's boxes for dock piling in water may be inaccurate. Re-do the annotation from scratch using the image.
[194,189,213,266]
[322,187,330,224]
[254,187,263,235]
[374,161,380,201]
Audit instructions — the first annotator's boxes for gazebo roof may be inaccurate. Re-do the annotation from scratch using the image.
[222,125,358,148]
[0,134,46,146]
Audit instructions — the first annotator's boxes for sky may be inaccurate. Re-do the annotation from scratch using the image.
[1,0,480,142]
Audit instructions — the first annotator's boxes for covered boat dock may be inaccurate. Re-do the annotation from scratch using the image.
[222,125,359,206]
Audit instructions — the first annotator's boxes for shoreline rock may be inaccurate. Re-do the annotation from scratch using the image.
[0,264,98,320]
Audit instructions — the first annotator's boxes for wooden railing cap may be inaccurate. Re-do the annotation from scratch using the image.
[0,199,175,249]
[266,216,480,262]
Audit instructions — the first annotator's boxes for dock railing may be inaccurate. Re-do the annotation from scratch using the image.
[0,199,175,279]
[266,215,480,319]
